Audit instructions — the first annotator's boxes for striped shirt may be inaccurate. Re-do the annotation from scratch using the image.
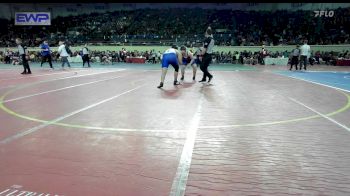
[203,36,214,54]
[292,48,300,56]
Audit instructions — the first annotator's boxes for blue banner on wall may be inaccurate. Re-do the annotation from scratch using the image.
[15,12,51,26]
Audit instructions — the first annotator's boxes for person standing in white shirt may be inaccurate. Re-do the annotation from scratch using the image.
[58,41,71,68]
[299,40,311,70]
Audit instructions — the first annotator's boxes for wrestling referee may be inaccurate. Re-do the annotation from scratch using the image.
[199,26,215,83]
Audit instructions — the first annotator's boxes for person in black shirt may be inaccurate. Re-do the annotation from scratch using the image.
[290,45,300,70]
[16,38,31,74]
[82,44,91,68]
[199,27,215,83]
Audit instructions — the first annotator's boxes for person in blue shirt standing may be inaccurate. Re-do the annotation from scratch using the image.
[40,40,54,69]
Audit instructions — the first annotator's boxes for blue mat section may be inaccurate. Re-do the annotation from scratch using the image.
[275,71,350,92]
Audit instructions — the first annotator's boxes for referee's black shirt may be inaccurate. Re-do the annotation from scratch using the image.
[203,36,214,55]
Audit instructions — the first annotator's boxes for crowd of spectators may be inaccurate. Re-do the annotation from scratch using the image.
[234,50,350,66]
[0,48,164,65]
[1,47,349,66]
[0,7,349,47]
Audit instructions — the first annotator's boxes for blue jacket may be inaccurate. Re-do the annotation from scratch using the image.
[41,44,51,56]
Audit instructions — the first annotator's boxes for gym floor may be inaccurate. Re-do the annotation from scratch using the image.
[0,63,350,196]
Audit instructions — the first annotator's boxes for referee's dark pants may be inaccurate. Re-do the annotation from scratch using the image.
[5,56,11,64]
[21,54,31,74]
[290,56,299,70]
[41,54,53,68]
[299,55,307,70]
[83,54,90,67]
[200,53,213,81]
